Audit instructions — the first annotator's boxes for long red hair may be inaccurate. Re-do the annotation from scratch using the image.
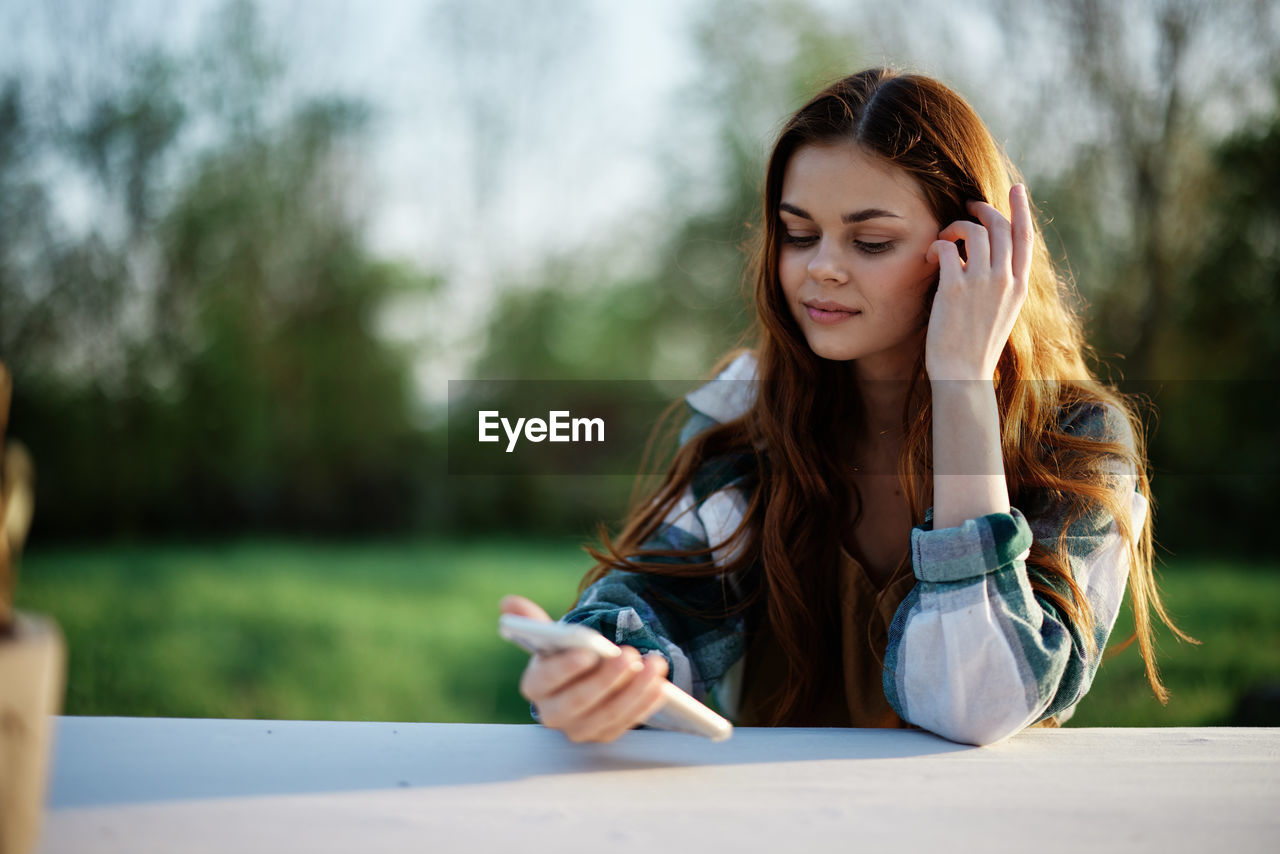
[582,68,1189,725]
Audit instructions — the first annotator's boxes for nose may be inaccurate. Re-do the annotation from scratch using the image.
[807,238,849,285]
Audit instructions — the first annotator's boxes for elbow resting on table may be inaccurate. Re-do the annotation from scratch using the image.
[891,671,1044,747]
[926,710,1031,747]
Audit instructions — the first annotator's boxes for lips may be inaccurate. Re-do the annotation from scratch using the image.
[803,299,860,325]
[804,299,858,313]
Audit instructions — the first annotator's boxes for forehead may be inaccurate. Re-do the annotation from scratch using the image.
[780,141,932,216]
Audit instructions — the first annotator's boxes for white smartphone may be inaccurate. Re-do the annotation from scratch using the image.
[499,613,733,742]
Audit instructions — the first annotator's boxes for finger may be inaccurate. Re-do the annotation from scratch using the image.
[571,654,670,744]
[500,594,552,622]
[936,220,990,272]
[928,239,964,282]
[1009,184,1034,286]
[520,646,600,701]
[571,654,670,743]
[537,646,644,728]
[965,199,1012,273]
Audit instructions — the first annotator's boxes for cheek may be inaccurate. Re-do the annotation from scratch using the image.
[778,251,805,296]
[881,257,936,318]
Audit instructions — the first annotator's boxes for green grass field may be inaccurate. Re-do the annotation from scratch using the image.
[13,538,1280,727]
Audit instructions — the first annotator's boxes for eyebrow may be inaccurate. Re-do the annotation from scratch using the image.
[779,202,902,224]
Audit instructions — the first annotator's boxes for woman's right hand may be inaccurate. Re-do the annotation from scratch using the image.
[500,594,670,743]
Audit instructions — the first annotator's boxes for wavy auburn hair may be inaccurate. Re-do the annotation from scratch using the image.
[582,68,1190,725]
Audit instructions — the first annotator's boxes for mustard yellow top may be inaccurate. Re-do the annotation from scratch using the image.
[736,547,917,728]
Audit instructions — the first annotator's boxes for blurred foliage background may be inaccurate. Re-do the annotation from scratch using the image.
[4,0,1279,726]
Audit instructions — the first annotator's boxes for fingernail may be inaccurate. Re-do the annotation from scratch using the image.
[1013,183,1025,196]
[630,660,645,673]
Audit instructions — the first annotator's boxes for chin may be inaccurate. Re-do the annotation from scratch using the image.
[805,338,864,362]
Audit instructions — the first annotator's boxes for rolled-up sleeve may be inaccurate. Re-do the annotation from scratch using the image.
[882,491,1140,746]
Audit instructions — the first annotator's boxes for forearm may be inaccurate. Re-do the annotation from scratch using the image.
[930,379,1009,529]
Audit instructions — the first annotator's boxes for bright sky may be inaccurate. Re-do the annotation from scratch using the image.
[8,0,704,265]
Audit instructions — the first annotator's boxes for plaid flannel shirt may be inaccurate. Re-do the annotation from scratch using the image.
[558,352,1145,745]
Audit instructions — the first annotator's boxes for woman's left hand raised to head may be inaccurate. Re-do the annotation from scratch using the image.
[925,184,1033,382]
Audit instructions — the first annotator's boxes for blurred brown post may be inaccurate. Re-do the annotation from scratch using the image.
[0,360,65,854]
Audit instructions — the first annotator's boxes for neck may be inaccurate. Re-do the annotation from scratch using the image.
[853,380,909,442]
[848,347,921,443]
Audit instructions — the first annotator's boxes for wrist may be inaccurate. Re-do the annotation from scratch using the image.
[925,356,996,384]
[929,375,1007,529]
[928,375,997,400]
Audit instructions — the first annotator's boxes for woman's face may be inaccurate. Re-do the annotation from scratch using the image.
[778,141,942,379]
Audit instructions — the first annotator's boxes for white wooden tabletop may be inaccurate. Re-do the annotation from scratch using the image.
[39,717,1280,853]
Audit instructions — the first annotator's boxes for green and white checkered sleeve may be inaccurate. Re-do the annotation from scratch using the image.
[882,404,1143,746]
[560,554,747,705]
[558,447,754,699]
[528,487,749,725]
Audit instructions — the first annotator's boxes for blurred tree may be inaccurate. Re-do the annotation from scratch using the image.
[1147,90,1280,554]
[1187,96,1280,377]
[0,80,131,387]
[156,98,434,533]
[0,80,56,364]
[71,51,185,242]
[1,0,439,538]
[994,0,1280,379]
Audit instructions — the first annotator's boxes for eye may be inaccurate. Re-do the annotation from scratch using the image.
[855,240,894,255]
[782,233,818,247]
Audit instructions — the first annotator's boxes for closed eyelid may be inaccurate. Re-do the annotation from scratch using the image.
[856,240,895,254]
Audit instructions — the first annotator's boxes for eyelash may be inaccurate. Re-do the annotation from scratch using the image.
[782,234,895,255]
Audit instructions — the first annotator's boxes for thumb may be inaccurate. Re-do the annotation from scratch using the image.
[500,594,552,622]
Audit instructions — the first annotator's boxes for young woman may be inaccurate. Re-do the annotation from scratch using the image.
[501,67,1186,746]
